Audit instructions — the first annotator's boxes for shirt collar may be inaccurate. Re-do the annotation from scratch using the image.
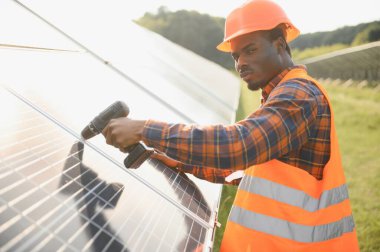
[261,65,306,104]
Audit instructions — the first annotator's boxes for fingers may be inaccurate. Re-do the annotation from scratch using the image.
[102,119,120,148]
[101,118,136,150]
[101,124,108,138]
[119,147,128,153]
[104,120,116,146]
[151,153,179,168]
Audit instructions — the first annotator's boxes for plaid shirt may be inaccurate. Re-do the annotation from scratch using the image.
[142,66,331,185]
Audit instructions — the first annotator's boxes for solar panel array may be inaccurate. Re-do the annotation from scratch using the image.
[301,41,380,81]
[0,1,240,251]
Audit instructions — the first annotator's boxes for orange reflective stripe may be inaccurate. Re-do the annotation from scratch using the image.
[234,190,352,225]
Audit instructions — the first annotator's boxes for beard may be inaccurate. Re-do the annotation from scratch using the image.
[246,78,266,91]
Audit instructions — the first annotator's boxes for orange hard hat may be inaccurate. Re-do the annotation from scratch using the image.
[217,0,300,52]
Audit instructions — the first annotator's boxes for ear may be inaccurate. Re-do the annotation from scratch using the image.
[273,37,286,54]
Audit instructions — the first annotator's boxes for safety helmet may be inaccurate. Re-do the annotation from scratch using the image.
[217,0,300,52]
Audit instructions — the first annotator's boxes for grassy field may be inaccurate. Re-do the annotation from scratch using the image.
[213,82,380,251]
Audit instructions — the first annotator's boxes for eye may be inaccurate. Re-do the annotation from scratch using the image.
[231,53,239,62]
[246,48,256,54]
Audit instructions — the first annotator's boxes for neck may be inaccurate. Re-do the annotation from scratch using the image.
[282,54,294,69]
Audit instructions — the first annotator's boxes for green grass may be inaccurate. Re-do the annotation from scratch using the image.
[329,85,380,251]
[213,83,380,251]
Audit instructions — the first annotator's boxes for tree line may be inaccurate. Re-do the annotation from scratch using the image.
[291,21,380,49]
[135,7,380,69]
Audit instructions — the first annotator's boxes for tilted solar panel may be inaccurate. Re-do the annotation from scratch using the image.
[0,1,240,251]
[8,0,240,124]
[0,89,213,251]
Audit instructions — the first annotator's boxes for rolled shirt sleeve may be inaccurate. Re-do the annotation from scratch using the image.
[142,80,318,183]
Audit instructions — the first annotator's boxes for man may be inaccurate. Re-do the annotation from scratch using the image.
[102,0,359,251]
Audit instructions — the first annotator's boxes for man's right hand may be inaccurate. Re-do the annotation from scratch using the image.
[102,117,146,151]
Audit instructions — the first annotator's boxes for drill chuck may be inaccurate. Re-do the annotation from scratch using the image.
[81,101,129,140]
[81,101,152,169]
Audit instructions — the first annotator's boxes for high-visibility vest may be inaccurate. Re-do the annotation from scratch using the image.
[220,68,360,252]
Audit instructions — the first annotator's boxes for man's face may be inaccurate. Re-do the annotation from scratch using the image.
[231,31,283,91]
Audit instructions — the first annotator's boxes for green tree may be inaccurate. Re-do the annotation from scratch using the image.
[290,21,380,50]
[352,22,380,45]
[135,7,234,69]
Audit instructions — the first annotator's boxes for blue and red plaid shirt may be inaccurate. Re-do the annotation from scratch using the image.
[142,65,331,185]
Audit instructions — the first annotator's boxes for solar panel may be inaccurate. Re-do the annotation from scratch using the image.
[0,1,79,51]
[0,1,240,251]
[0,89,213,251]
[9,0,239,124]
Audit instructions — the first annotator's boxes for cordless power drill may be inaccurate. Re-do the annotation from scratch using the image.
[81,101,154,168]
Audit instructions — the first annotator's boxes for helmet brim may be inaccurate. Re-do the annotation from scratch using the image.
[216,24,300,52]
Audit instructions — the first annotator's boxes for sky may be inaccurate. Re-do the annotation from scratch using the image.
[1,0,378,49]
[123,0,379,34]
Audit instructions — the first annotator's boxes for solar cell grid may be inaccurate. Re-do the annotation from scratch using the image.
[0,89,214,251]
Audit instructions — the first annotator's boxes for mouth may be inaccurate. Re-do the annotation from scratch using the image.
[239,71,253,80]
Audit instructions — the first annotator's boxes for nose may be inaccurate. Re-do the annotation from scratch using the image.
[236,57,246,73]
[237,62,250,75]
[236,53,251,73]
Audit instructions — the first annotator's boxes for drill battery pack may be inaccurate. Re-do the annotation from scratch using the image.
[124,142,154,169]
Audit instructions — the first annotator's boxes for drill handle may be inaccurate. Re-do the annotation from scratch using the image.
[123,142,154,169]
[123,143,139,153]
